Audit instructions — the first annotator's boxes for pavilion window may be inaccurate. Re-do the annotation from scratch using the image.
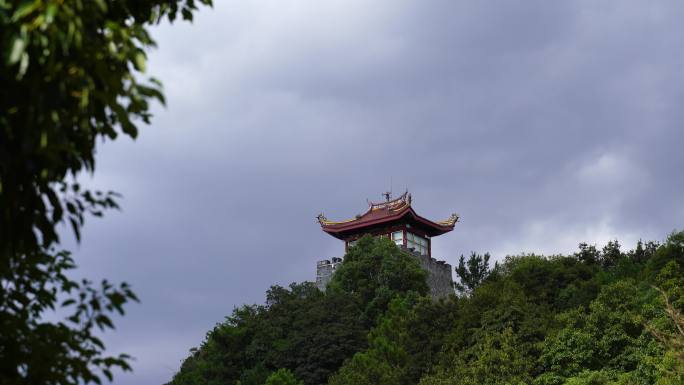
[406,232,428,255]
[392,231,403,246]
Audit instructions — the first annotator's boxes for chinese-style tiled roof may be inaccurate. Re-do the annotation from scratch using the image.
[317,191,459,239]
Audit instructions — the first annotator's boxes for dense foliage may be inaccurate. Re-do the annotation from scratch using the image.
[171,237,428,385]
[171,233,684,385]
[0,1,210,384]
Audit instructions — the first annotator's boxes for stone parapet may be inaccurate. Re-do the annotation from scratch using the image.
[399,247,455,299]
[314,250,454,299]
[315,257,342,291]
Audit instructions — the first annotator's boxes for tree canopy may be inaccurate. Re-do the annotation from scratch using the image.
[453,251,492,296]
[327,235,429,324]
[171,232,684,385]
[171,236,430,385]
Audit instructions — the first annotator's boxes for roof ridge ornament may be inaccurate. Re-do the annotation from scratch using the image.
[316,213,327,225]
[368,189,409,209]
[437,213,460,226]
[317,212,358,226]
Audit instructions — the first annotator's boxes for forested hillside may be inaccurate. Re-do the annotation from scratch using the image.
[170,233,684,385]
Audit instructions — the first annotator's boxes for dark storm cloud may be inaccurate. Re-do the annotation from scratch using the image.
[65,1,684,383]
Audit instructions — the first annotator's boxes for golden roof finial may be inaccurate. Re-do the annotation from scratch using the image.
[437,213,460,226]
[316,213,327,225]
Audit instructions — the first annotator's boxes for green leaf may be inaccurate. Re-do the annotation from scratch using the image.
[11,0,40,21]
[93,0,107,12]
[62,299,76,307]
[69,217,81,242]
[133,51,146,72]
[80,87,89,108]
[112,104,138,138]
[40,130,47,148]
[45,3,57,23]
[17,52,29,79]
[96,315,114,329]
[103,369,113,382]
[8,36,26,65]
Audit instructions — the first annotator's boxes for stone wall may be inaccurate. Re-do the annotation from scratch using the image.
[315,257,342,291]
[400,247,455,299]
[315,250,454,299]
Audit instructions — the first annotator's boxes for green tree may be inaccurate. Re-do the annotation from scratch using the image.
[263,369,303,385]
[420,327,532,385]
[500,254,599,310]
[645,231,684,279]
[173,234,684,385]
[328,235,429,324]
[423,277,543,385]
[173,237,431,385]
[454,252,491,296]
[629,239,658,264]
[561,371,613,385]
[644,262,684,382]
[0,1,210,384]
[172,305,262,385]
[256,283,366,385]
[536,280,668,385]
[329,295,417,385]
[600,240,623,269]
[575,243,600,265]
[172,283,366,385]
[329,294,460,385]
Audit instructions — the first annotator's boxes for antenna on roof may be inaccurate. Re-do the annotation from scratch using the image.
[380,176,394,202]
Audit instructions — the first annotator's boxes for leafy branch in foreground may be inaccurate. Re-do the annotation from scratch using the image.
[0,250,138,384]
[1,0,211,384]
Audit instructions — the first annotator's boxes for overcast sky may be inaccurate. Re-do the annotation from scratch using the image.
[66,1,684,384]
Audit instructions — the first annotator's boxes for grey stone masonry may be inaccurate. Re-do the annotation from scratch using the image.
[399,246,455,299]
[315,257,342,291]
[315,250,454,299]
